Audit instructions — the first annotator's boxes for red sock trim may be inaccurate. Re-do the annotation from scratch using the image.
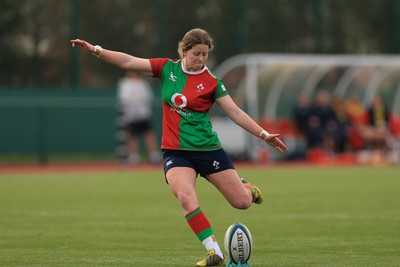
[185,207,213,239]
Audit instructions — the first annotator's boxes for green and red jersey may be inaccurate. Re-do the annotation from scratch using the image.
[150,58,229,151]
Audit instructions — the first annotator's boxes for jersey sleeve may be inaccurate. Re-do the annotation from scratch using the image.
[149,58,170,78]
[213,79,229,99]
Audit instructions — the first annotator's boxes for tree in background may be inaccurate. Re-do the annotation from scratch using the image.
[0,0,398,87]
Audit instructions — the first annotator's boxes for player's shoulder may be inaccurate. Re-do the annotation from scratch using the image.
[150,58,181,78]
[204,68,224,85]
[205,68,219,79]
[150,58,179,67]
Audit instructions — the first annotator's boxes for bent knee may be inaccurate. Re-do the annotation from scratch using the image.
[230,198,252,210]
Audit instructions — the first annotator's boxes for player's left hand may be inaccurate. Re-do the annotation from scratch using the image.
[264,134,289,152]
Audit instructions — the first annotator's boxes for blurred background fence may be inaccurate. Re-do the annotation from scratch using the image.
[0,89,163,164]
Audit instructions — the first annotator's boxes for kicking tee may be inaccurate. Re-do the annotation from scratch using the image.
[150,58,229,151]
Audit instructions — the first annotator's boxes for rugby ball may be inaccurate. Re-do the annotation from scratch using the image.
[224,223,253,264]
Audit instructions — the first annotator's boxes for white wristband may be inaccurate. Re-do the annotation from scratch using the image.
[92,45,103,58]
[259,129,270,140]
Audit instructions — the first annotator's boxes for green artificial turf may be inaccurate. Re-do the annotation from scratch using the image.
[0,166,399,266]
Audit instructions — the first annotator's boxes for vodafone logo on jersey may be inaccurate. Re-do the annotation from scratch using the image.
[171,93,187,108]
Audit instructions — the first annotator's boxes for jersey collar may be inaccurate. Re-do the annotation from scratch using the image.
[181,59,208,75]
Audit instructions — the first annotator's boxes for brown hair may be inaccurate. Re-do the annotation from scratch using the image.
[177,28,214,58]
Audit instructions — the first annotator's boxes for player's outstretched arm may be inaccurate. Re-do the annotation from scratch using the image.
[70,39,153,76]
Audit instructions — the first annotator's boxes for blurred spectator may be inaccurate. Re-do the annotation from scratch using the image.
[332,95,348,153]
[293,93,311,135]
[117,70,161,165]
[289,93,312,160]
[345,94,368,151]
[363,94,394,151]
[351,94,397,164]
[305,90,342,152]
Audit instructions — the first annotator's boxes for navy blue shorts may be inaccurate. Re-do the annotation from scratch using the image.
[163,149,235,178]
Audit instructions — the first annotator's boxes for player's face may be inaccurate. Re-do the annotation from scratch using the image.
[184,44,209,72]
